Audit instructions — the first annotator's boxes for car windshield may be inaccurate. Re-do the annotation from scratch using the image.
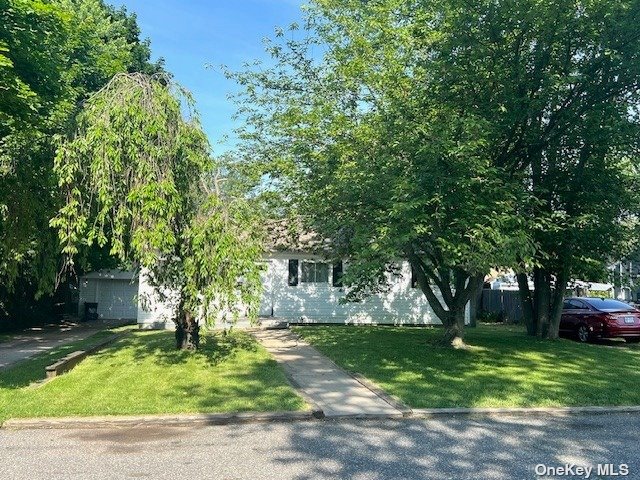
[584,298,636,312]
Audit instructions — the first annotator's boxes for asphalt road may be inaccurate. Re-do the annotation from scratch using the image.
[1,414,638,480]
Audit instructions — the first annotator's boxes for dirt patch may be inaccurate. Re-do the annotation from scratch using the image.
[71,426,190,444]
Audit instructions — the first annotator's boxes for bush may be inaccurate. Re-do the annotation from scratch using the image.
[478,311,504,323]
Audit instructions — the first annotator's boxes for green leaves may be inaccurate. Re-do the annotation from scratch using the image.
[52,73,208,268]
[53,73,264,328]
[0,0,163,302]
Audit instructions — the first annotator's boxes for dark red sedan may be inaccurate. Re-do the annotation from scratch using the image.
[560,297,640,343]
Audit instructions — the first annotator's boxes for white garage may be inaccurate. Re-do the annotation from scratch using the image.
[78,270,138,320]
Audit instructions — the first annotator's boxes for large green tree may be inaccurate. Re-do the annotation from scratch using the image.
[0,0,69,295]
[53,73,263,350]
[0,0,162,328]
[411,0,640,338]
[233,0,640,342]
[230,2,534,345]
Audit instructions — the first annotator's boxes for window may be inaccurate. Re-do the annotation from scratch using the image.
[301,261,329,283]
[563,299,588,310]
[584,298,635,312]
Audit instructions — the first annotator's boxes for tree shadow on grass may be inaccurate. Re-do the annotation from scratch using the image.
[92,330,259,368]
[296,325,640,408]
[83,331,305,414]
[164,363,306,413]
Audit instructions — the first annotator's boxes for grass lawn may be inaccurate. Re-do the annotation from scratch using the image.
[295,324,640,408]
[0,329,305,422]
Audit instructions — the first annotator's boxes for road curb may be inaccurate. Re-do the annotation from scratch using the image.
[347,371,413,417]
[4,405,640,430]
[1,411,320,430]
[411,405,640,418]
[44,332,127,379]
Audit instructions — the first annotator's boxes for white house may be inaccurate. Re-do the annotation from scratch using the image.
[79,228,468,328]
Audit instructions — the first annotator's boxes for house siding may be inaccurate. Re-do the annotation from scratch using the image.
[261,253,467,325]
[81,254,470,329]
[136,271,179,329]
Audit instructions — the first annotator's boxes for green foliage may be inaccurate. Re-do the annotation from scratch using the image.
[419,0,640,337]
[183,195,264,324]
[0,0,69,295]
[0,0,162,306]
[0,330,305,421]
[232,0,640,341]
[53,73,264,334]
[585,290,613,299]
[52,73,209,267]
[230,1,536,342]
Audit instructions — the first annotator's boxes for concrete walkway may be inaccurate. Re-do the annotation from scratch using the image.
[252,329,402,418]
[0,319,131,370]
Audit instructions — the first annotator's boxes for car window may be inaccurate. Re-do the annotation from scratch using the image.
[564,299,587,310]
[584,298,635,312]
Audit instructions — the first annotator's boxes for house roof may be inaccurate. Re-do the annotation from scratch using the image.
[265,219,332,254]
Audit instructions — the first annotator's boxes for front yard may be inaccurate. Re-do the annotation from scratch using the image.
[0,329,305,422]
[295,324,640,408]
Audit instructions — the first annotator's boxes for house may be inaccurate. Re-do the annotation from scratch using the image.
[78,227,469,328]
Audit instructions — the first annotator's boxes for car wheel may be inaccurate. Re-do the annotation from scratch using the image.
[626,337,640,344]
[576,323,591,343]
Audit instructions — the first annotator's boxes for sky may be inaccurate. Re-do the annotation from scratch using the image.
[110,0,306,154]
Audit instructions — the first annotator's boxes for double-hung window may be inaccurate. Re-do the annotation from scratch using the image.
[300,261,329,283]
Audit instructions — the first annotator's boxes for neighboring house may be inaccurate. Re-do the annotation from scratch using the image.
[487,272,614,298]
[609,260,640,301]
[79,227,469,328]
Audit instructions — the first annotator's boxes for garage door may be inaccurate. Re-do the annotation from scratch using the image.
[96,280,139,320]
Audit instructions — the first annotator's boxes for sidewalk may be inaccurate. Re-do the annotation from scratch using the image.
[252,329,402,418]
[0,319,131,370]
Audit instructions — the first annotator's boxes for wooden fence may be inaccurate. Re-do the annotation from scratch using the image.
[479,289,523,324]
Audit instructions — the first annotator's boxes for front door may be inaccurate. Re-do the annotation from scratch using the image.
[258,260,274,317]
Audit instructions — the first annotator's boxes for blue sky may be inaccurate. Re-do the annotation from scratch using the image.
[110,0,306,153]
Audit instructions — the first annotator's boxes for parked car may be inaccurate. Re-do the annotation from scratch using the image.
[560,297,640,343]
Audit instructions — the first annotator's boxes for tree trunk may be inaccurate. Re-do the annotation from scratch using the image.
[439,308,467,348]
[533,267,551,338]
[545,269,568,340]
[405,248,483,347]
[516,271,536,336]
[174,297,199,350]
[517,267,568,340]
[468,280,483,328]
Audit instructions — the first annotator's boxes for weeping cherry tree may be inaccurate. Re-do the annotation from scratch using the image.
[51,73,263,350]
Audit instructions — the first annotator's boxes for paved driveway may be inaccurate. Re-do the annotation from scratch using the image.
[0,319,132,369]
[1,414,638,479]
